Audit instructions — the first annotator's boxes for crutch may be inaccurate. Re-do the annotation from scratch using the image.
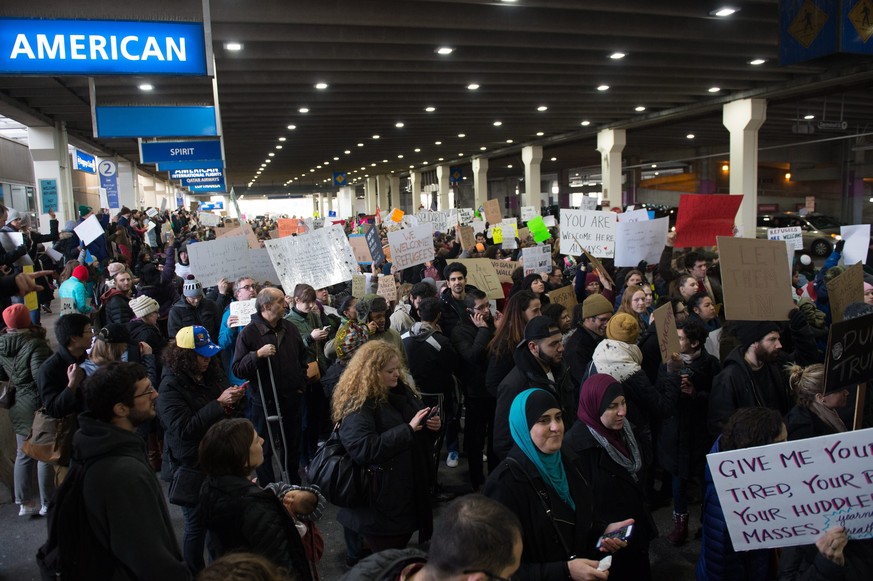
[255,356,291,484]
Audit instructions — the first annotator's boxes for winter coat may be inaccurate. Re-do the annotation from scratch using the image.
[336,383,434,540]
[483,446,604,581]
[127,319,166,379]
[136,251,180,318]
[401,322,457,396]
[438,284,478,338]
[285,307,329,373]
[389,304,416,335]
[0,329,52,435]
[73,413,189,581]
[320,360,346,401]
[450,317,494,399]
[167,295,220,343]
[37,344,87,419]
[778,540,873,581]
[100,288,134,325]
[218,306,245,386]
[340,548,427,581]
[199,475,312,581]
[564,326,603,392]
[59,276,93,313]
[785,405,842,442]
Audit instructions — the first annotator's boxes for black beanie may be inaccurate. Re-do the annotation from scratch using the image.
[735,321,780,352]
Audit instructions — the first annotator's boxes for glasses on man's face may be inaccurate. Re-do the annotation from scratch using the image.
[239,284,255,291]
[133,386,157,399]
[473,304,491,312]
[462,571,510,581]
[595,315,612,324]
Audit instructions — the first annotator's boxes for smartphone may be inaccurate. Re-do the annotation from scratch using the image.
[239,381,250,391]
[426,406,440,420]
[595,524,633,549]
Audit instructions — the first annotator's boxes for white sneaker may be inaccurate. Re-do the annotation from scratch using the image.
[39,505,49,516]
[446,451,459,468]
[19,503,39,517]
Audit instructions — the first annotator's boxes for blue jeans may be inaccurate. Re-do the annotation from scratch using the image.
[181,502,206,573]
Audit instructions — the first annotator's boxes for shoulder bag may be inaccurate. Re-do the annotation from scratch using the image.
[307,422,371,508]
[167,465,206,507]
[22,408,74,465]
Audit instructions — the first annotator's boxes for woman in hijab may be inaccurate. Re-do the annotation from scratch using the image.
[484,388,632,581]
[567,374,656,581]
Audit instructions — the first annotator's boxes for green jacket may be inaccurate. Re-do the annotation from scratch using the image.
[0,329,52,435]
[284,308,329,373]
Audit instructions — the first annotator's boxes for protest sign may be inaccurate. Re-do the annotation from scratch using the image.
[189,201,199,213]
[675,194,743,248]
[387,223,435,270]
[652,302,680,363]
[455,259,504,300]
[277,218,303,237]
[459,208,474,225]
[824,312,873,391]
[707,428,873,551]
[365,226,386,265]
[826,262,864,324]
[491,260,519,284]
[560,209,616,257]
[615,217,668,267]
[241,222,261,250]
[547,285,577,311]
[484,199,502,224]
[229,298,257,327]
[389,208,404,223]
[351,274,366,298]
[377,275,397,302]
[518,227,530,241]
[458,225,476,250]
[348,234,372,264]
[805,196,815,212]
[144,219,156,233]
[22,265,37,310]
[521,206,537,222]
[265,225,359,292]
[616,208,649,223]
[198,212,220,227]
[542,215,556,228]
[522,244,552,275]
[160,198,167,212]
[840,224,871,266]
[580,196,598,210]
[188,236,250,285]
[60,297,77,316]
[73,215,105,246]
[717,236,794,321]
[416,211,450,233]
[471,218,486,236]
[490,226,503,244]
[45,246,63,263]
[0,231,32,266]
[247,248,280,285]
[146,208,159,218]
[767,226,803,251]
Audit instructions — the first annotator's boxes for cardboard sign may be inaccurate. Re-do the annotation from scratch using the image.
[717,237,794,321]
[522,244,552,275]
[547,285,578,311]
[455,258,504,300]
[22,265,38,311]
[823,312,873,391]
[767,226,803,251]
[198,212,220,227]
[840,224,871,266]
[189,201,199,213]
[265,225,360,292]
[826,262,864,324]
[348,234,372,264]
[675,194,743,248]
[560,209,616,257]
[521,206,537,222]
[615,217,668,267]
[707,428,873,551]
[365,226,386,265]
[484,199,502,225]
[351,274,366,298]
[277,218,304,237]
[187,236,250,285]
[73,215,105,246]
[652,302,680,363]
[491,260,519,284]
[518,227,530,241]
[377,274,397,302]
[459,225,476,250]
[805,196,815,212]
[387,223,435,271]
[229,298,257,327]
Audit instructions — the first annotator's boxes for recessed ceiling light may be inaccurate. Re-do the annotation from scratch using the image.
[260,163,266,167]
[395,122,405,128]
[275,145,282,149]
[425,106,436,112]
[435,141,442,145]
[438,157,444,161]
[371,163,377,167]
[324,161,330,165]
[500,0,517,3]
[804,114,815,120]
[287,124,296,130]
[436,47,454,55]
[507,164,513,168]
[493,121,502,126]
[360,166,366,170]
[536,131,544,136]
[224,42,243,51]
[265,159,271,163]
[506,139,513,143]
[686,133,696,139]
[480,146,487,150]
[344,150,351,154]
[314,82,329,90]
[317,165,322,169]
[372,135,380,139]
[268,153,275,157]
[609,52,626,60]
[749,58,766,65]
[138,83,153,91]
[708,87,721,93]
[414,148,421,152]
[278,137,286,142]
[651,164,657,168]
[382,159,388,163]
[467,83,480,90]
[310,169,315,172]
[398,154,404,159]
[458,133,465,138]
[580,120,591,126]
[410,165,415,168]
[550,157,557,161]
[298,107,310,113]
[711,7,738,17]
[459,153,464,156]
[537,105,548,112]
[635,106,646,112]
[357,143,364,147]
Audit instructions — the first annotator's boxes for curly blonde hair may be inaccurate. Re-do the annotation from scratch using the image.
[331,341,418,422]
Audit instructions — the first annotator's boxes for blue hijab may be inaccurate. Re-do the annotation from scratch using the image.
[509,388,575,511]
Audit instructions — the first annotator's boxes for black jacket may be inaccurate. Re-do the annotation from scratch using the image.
[785,405,842,442]
[167,296,221,344]
[401,323,457,396]
[564,326,603,391]
[199,475,312,581]
[102,290,134,326]
[483,446,603,581]
[340,548,427,581]
[450,317,494,399]
[438,284,478,338]
[37,344,87,419]
[128,319,167,379]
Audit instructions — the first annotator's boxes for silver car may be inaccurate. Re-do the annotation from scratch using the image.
[756,213,843,257]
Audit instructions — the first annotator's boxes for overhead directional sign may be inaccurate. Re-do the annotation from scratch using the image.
[140,139,222,164]
[72,149,96,173]
[169,167,223,181]
[185,175,227,192]
[96,106,217,138]
[0,19,208,75]
[157,159,224,172]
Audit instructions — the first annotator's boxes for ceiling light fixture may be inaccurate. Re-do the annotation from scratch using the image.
[493,121,502,126]
[506,139,513,143]
[467,83,480,90]
[395,122,405,128]
[635,106,646,112]
[580,120,591,126]
[275,145,282,149]
[425,106,436,112]
[749,58,766,65]
[287,124,296,130]
[550,157,557,161]
[372,134,380,139]
[507,164,513,168]
[314,82,329,90]
[298,107,310,113]
[333,156,339,160]
[138,83,153,91]
[344,150,351,154]
[224,42,243,51]
[435,141,442,145]
[268,153,275,157]
[414,148,421,152]
[357,143,364,147]
[651,164,657,168]
[609,52,626,59]
[278,137,286,141]
[711,7,738,17]
[708,87,720,93]
[436,47,454,55]
[804,114,815,120]
[480,146,487,150]
[536,131,544,136]
[265,159,271,163]
[597,84,610,91]
[398,154,404,158]
[537,105,548,112]
[686,133,696,139]
[458,133,465,138]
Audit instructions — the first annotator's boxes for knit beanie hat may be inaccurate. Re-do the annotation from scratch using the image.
[129,295,160,319]
[585,272,600,286]
[605,312,641,344]
[183,276,204,298]
[107,262,125,279]
[78,205,92,218]
[735,320,780,352]
[72,265,89,282]
[6,208,21,223]
[2,304,31,330]
[582,293,613,320]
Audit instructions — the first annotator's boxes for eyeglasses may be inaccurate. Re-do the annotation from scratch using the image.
[238,284,255,291]
[594,315,612,324]
[462,570,510,581]
[473,304,491,312]
[133,387,157,399]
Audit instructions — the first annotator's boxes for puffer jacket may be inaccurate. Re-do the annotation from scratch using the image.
[0,329,52,435]
[100,288,134,325]
[167,295,220,342]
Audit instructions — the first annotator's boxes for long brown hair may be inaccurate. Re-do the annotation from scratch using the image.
[488,290,539,359]
[616,285,645,330]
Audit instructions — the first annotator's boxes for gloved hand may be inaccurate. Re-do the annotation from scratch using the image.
[835,239,845,253]
[637,260,648,272]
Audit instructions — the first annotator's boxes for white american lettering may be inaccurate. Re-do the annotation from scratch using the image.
[120,36,139,60]
[9,34,36,59]
[36,34,64,59]
[89,35,108,60]
[141,37,165,61]
[69,35,86,60]
[165,37,185,61]
[8,33,190,63]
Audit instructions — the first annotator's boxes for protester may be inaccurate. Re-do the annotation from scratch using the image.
[485,290,542,396]
[168,276,221,341]
[439,262,477,337]
[57,264,92,314]
[218,276,259,386]
[564,293,613,390]
[785,363,848,440]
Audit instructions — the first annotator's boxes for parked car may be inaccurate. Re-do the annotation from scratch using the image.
[756,212,843,256]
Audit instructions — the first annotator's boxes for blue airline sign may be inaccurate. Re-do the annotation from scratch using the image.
[96,106,217,138]
[157,159,224,172]
[185,176,227,192]
[169,167,223,181]
[0,19,207,75]
[140,139,222,164]
[72,149,97,173]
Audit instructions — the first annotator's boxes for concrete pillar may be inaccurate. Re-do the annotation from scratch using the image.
[723,98,766,238]
[521,145,543,209]
[116,160,137,210]
[472,157,489,210]
[409,171,422,211]
[596,129,626,208]
[28,124,74,224]
[326,192,334,214]
[389,175,400,210]
[435,166,451,210]
[365,176,377,214]
[375,175,389,212]
[337,186,354,218]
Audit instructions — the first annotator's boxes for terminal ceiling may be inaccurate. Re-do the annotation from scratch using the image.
[1,0,873,191]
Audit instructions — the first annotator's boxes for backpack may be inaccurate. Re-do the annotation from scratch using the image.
[36,456,116,580]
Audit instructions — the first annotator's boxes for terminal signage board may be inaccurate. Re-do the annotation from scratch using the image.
[186,177,227,193]
[169,167,223,181]
[140,139,222,164]
[157,159,224,172]
[0,19,208,75]
[72,149,96,173]
[96,106,217,138]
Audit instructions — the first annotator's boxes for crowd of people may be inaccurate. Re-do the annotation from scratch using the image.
[0,199,871,580]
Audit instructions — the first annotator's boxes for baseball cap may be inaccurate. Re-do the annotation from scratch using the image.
[175,325,221,357]
[519,316,561,347]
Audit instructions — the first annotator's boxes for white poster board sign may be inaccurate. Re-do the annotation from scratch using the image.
[707,428,873,551]
[458,208,474,225]
[616,208,650,223]
[0,231,32,266]
[560,209,616,257]
[265,225,359,292]
[471,219,486,236]
[229,298,258,327]
[73,215,105,246]
[415,211,450,233]
[187,236,250,285]
[768,226,803,251]
[160,197,168,213]
[840,224,871,266]
[522,244,552,275]
[543,215,556,228]
[248,248,281,285]
[521,206,537,222]
[615,217,668,267]
[387,223,435,270]
[146,208,159,218]
[581,196,598,210]
[199,212,220,227]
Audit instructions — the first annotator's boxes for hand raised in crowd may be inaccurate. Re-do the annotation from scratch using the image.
[567,558,609,580]
[256,344,277,358]
[366,321,379,335]
[15,270,53,296]
[227,315,239,328]
[67,363,84,392]
[666,230,676,247]
[48,210,56,220]
[408,408,431,432]
[139,341,153,356]
[470,311,488,328]
[815,526,847,566]
[217,386,245,406]
[217,278,231,295]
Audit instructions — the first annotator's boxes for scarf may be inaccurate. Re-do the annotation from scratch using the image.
[810,402,847,434]
[577,374,642,479]
[592,339,642,382]
[509,389,575,511]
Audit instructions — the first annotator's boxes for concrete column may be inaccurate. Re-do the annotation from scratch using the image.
[389,175,400,210]
[375,175,389,211]
[337,186,354,218]
[365,176,377,214]
[28,124,74,223]
[409,171,422,211]
[116,160,137,210]
[596,129,626,208]
[435,166,451,210]
[326,192,334,214]
[472,157,489,210]
[521,145,543,209]
[723,98,766,238]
